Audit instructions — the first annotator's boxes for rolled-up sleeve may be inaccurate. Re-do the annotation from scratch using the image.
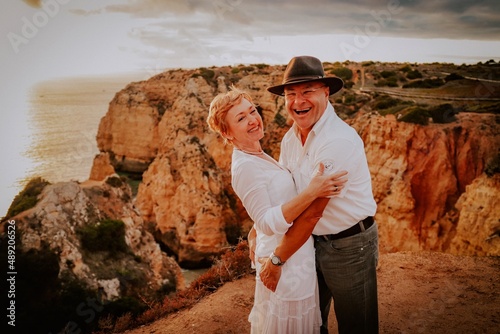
[232,161,291,236]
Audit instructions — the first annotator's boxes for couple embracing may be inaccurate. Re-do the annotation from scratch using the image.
[207,56,379,334]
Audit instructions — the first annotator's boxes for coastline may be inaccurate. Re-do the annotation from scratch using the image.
[1,72,146,218]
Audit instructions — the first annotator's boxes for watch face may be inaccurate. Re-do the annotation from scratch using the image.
[271,255,280,265]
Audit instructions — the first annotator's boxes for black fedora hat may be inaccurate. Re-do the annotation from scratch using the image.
[267,56,344,96]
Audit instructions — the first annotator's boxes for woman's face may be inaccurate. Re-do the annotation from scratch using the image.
[224,98,264,147]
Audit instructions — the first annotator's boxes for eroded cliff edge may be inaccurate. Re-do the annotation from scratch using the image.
[93,63,500,265]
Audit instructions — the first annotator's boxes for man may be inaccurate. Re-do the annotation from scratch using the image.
[259,56,379,334]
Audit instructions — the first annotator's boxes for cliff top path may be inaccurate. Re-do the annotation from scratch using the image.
[122,251,500,334]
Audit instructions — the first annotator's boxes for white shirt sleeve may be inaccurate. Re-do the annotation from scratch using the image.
[232,159,291,236]
[315,135,366,197]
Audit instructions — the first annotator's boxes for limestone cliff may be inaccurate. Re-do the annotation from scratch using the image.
[8,176,184,301]
[350,112,500,254]
[93,64,500,264]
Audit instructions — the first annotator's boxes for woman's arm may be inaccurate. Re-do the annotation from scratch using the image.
[281,164,346,224]
[259,197,329,291]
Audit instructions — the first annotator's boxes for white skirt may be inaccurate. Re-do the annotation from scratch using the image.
[249,277,321,334]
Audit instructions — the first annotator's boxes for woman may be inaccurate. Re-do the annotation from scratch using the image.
[207,87,347,333]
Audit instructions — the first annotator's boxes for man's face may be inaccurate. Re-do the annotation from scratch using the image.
[284,82,329,141]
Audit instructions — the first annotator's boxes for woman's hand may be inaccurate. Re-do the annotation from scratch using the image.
[248,227,257,267]
[306,163,348,198]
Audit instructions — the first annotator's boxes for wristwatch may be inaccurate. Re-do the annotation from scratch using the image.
[270,252,284,266]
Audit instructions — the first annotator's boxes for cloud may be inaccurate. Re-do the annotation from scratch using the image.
[67,0,499,67]
[79,0,500,40]
[22,0,41,8]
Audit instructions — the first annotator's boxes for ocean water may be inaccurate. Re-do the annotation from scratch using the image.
[2,73,207,281]
[1,73,144,217]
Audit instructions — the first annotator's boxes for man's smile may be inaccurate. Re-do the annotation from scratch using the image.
[294,108,311,115]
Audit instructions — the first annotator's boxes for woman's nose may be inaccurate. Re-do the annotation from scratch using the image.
[249,114,258,124]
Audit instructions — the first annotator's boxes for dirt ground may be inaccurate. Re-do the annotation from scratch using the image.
[123,251,500,334]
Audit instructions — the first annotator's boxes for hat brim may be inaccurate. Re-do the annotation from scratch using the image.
[267,77,344,96]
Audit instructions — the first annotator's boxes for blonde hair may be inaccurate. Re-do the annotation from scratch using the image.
[207,86,254,143]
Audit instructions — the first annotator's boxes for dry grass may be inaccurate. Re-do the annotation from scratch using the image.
[92,240,252,334]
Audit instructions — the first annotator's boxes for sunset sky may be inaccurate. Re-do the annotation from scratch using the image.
[1,0,500,216]
[1,0,500,83]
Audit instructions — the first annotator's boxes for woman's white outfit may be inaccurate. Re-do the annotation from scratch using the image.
[231,149,321,334]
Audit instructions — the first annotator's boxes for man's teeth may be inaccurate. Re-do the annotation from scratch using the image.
[295,108,310,115]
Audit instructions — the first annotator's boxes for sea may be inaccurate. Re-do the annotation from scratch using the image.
[2,73,208,284]
[1,73,144,218]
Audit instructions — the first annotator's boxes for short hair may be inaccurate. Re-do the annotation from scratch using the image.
[207,86,254,143]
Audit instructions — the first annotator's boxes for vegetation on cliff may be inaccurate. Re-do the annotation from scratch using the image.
[93,241,252,334]
[3,177,50,220]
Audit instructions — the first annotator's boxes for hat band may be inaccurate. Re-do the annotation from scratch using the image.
[282,75,325,85]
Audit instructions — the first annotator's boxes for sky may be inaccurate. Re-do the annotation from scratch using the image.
[1,0,500,83]
[0,0,500,216]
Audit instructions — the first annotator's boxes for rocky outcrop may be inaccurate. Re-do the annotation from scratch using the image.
[449,174,500,256]
[11,176,184,301]
[93,65,500,263]
[351,112,500,253]
[89,151,115,181]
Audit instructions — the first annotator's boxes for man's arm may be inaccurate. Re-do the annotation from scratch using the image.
[259,197,329,291]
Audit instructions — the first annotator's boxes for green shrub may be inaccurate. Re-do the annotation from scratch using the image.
[403,78,445,89]
[106,176,124,188]
[381,70,396,78]
[241,66,255,72]
[198,68,215,83]
[375,77,398,87]
[400,64,412,72]
[373,96,400,110]
[344,94,356,104]
[344,80,354,89]
[398,107,429,125]
[445,73,464,82]
[6,177,50,218]
[485,153,500,177]
[79,219,129,255]
[428,103,457,123]
[406,69,422,79]
[329,67,353,81]
[231,67,240,74]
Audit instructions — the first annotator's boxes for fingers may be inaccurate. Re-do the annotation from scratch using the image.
[316,162,325,176]
[330,169,348,179]
[322,170,347,182]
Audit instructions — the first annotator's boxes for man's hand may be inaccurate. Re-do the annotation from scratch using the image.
[258,257,282,292]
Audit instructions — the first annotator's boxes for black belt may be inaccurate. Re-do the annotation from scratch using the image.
[313,216,374,242]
